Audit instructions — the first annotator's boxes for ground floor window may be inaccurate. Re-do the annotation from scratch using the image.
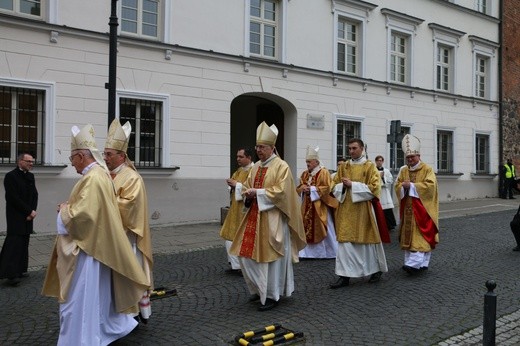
[475,133,490,174]
[437,130,453,173]
[119,97,162,167]
[0,86,44,164]
[336,119,361,164]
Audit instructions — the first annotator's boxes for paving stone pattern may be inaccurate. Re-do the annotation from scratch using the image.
[1,210,520,345]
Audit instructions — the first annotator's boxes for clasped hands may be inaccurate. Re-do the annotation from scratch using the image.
[245,188,257,199]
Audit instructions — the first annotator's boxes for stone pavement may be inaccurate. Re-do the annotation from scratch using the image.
[1,197,519,345]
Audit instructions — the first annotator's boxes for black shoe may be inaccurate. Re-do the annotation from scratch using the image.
[510,197,516,199]
[138,313,148,325]
[368,271,382,283]
[248,294,260,302]
[402,265,420,276]
[329,276,350,289]
[513,246,520,252]
[224,268,242,275]
[19,273,29,278]
[258,298,278,311]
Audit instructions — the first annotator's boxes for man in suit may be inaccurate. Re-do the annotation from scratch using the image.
[0,153,38,286]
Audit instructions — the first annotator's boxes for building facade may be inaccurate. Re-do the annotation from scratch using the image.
[0,0,500,233]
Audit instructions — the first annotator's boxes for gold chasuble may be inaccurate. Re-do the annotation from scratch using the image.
[112,165,154,287]
[296,167,338,244]
[42,165,149,313]
[230,156,306,263]
[220,165,252,241]
[332,160,382,244]
[395,162,439,252]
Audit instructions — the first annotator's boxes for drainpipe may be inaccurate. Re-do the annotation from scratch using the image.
[498,0,504,195]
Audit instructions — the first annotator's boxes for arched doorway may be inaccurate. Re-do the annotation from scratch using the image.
[229,93,297,175]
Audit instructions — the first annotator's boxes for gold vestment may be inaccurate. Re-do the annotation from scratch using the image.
[230,156,306,263]
[332,160,382,244]
[296,167,338,244]
[42,165,149,313]
[113,165,153,287]
[395,162,439,252]
[220,166,252,241]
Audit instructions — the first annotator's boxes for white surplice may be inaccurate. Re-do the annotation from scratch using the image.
[56,214,137,346]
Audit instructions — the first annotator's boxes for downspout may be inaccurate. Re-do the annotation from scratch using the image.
[498,0,504,195]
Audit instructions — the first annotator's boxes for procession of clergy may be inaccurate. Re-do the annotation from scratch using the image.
[42,120,153,345]
[221,122,439,311]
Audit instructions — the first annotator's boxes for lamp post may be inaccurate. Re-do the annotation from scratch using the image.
[106,0,118,128]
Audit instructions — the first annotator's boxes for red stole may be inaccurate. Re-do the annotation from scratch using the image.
[399,196,438,249]
[302,170,320,244]
[239,167,268,258]
[371,197,391,243]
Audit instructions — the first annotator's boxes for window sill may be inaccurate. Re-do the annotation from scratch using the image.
[0,164,68,176]
[471,173,498,179]
[436,172,463,179]
[136,166,180,177]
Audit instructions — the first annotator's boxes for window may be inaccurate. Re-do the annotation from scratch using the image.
[429,24,465,94]
[469,36,498,99]
[0,0,41,16]
[337,18,358,74]
[336,119,361,162]
[119,98,162,167]
[437,130,453,173]
[0,86,44,164]
[475,133,490,174]
[390,32,408,84]
[436,45,451,91]
[477,0,487,14]
[381,9,424,86]
[389,126,410,171]
[249,0,278,58]
[475,55,488,98]
[121,0,159,38]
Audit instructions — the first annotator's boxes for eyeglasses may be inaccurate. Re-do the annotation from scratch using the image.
[102,151,120,157]
[69,153,81,162]
[22,160,35,164]
[255,145,270,150]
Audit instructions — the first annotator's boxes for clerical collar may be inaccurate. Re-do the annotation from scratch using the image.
[240,162,253,171]
[409,161,422,171]
[350,156,366,164]
[111,163,127,175]
[260,154,276,167]
[18,167,28,173]
[82,162,98,175]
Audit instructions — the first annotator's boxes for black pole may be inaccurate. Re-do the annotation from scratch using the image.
[106,0,118,128]
[483,280,497,346]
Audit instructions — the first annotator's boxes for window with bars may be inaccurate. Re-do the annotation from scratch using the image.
[336,119,360,163]
[119,98,162,167]
[337,18,358,75]
[437,130,453,173]
[121,0,159,38]
[0,0,41,16]
[250,0,278,58]
[390,32,408,84]
[475,134,490,174]
[436,45,451,92]
[389,126,410,171]
[475,55,487,98]
[0,86,44,164]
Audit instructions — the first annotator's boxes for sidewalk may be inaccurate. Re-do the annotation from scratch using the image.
[5,196,520,271]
